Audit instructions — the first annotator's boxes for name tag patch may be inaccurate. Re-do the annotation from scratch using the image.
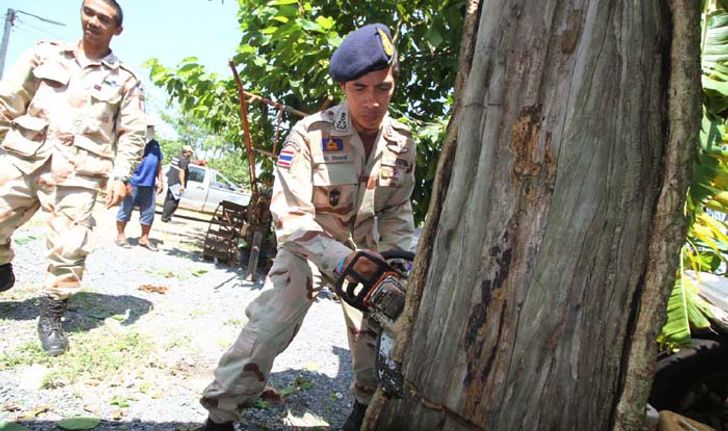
[323,153,351,163]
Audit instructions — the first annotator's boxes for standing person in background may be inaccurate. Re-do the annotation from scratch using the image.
[161,145,192,222]
[0,0,145,356]
[115,119,163,251]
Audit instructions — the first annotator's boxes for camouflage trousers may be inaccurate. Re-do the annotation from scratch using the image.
[0,156,97,300]
[201,247,378,423]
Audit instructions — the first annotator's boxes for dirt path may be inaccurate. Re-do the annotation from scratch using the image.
[0,202,354,430]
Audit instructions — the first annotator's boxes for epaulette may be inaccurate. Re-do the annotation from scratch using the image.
[302,109,334,129]
[118,62,141,82]
[389,118,412,136]
[33,40,66,59]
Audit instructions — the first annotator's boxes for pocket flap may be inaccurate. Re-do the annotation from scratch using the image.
[313,163,357,186]
[91,84,123,104]
[74,134,113,158]
[33,63,70,86]
[13,115,49,132]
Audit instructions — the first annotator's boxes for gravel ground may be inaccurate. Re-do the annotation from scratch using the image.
[0,203,355,430]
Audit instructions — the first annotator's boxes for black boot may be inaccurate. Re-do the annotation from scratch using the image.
[0,263,15,292]
[201,418,234,431]
[342,401,367,431]
[37,296,69,356]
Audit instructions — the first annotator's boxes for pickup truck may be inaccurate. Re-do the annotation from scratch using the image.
[157,164,251,214]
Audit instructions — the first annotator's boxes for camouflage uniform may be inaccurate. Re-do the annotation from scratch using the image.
[0,40,145,300]
[201,101,416,423]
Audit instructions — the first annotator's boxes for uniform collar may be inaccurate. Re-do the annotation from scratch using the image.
[329,100,391,138]
[71,40,120,69]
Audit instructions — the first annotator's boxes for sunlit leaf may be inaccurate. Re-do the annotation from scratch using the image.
[56,417,101,430]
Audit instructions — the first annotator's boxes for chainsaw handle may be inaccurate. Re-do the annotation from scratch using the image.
[333,250,415,312]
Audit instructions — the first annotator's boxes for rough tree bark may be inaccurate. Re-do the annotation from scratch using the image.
[365,0,700,430]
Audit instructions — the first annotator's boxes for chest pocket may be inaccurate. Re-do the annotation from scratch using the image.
[82,78,123,136]
[312,162,358,214]
[91,83,123,105]
[378,153,406,188]
[1,115,49,158]
[33,62,70,88]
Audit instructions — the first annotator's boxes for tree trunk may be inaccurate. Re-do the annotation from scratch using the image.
[366,0,700,430]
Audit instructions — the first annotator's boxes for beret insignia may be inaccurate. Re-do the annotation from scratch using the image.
[378,28,394,58]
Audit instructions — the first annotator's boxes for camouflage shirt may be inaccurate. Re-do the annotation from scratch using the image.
[272,101,416,276]
[0,40,146,189]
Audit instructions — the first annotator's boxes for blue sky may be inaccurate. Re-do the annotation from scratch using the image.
[1,0,242,127]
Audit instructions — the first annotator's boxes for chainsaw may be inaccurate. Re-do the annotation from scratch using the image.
[334,250,415,398]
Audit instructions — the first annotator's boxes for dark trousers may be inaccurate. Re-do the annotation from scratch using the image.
[161,189,180,221]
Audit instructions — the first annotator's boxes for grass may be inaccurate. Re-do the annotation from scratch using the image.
[0,327,154,389]
[223,318,243,327]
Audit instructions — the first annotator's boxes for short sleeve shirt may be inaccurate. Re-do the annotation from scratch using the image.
[167,153,190,187]
[130,139,162,187]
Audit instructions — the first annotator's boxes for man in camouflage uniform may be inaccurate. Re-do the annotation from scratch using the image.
[0,0,145,356]
[201,23,415,431]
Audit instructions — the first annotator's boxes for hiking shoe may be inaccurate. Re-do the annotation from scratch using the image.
[37,296,69,356]
[201,418,234,431]
[342,401,367,431]
[0,263,15,292]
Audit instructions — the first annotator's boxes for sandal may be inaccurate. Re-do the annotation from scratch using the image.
[139,242,159,252]
[115,238,131,248]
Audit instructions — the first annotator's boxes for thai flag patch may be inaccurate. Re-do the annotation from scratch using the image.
[277,148,296,169]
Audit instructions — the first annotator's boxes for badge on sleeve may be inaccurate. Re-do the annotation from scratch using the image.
[322,137,344,152]
[277,141,298,170]
[277,149,295,169]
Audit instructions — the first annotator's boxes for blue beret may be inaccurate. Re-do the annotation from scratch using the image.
[329,23,396,82]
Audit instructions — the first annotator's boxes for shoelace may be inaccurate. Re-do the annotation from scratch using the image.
[40,316,64,333]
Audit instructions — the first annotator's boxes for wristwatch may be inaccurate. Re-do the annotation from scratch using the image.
[111,175,130,185]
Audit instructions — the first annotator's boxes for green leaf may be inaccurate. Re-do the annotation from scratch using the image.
[191,269,209,277]
[658,277,692,348]
[253,400,271,409]
[56,417,101,430]
[0,422,29,431]
[314,16,334,30]
[13,235,38,245]
[271,0,298,4]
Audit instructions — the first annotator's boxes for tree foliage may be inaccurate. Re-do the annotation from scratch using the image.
[659,1,728,348]
[145,0,466,223]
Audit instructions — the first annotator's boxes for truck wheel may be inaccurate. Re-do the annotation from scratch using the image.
[649,337,728,429]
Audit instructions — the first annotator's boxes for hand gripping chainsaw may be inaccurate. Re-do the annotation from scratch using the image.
[334,250,415,398]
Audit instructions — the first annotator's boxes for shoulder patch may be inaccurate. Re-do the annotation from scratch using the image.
[277,148,296,170]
